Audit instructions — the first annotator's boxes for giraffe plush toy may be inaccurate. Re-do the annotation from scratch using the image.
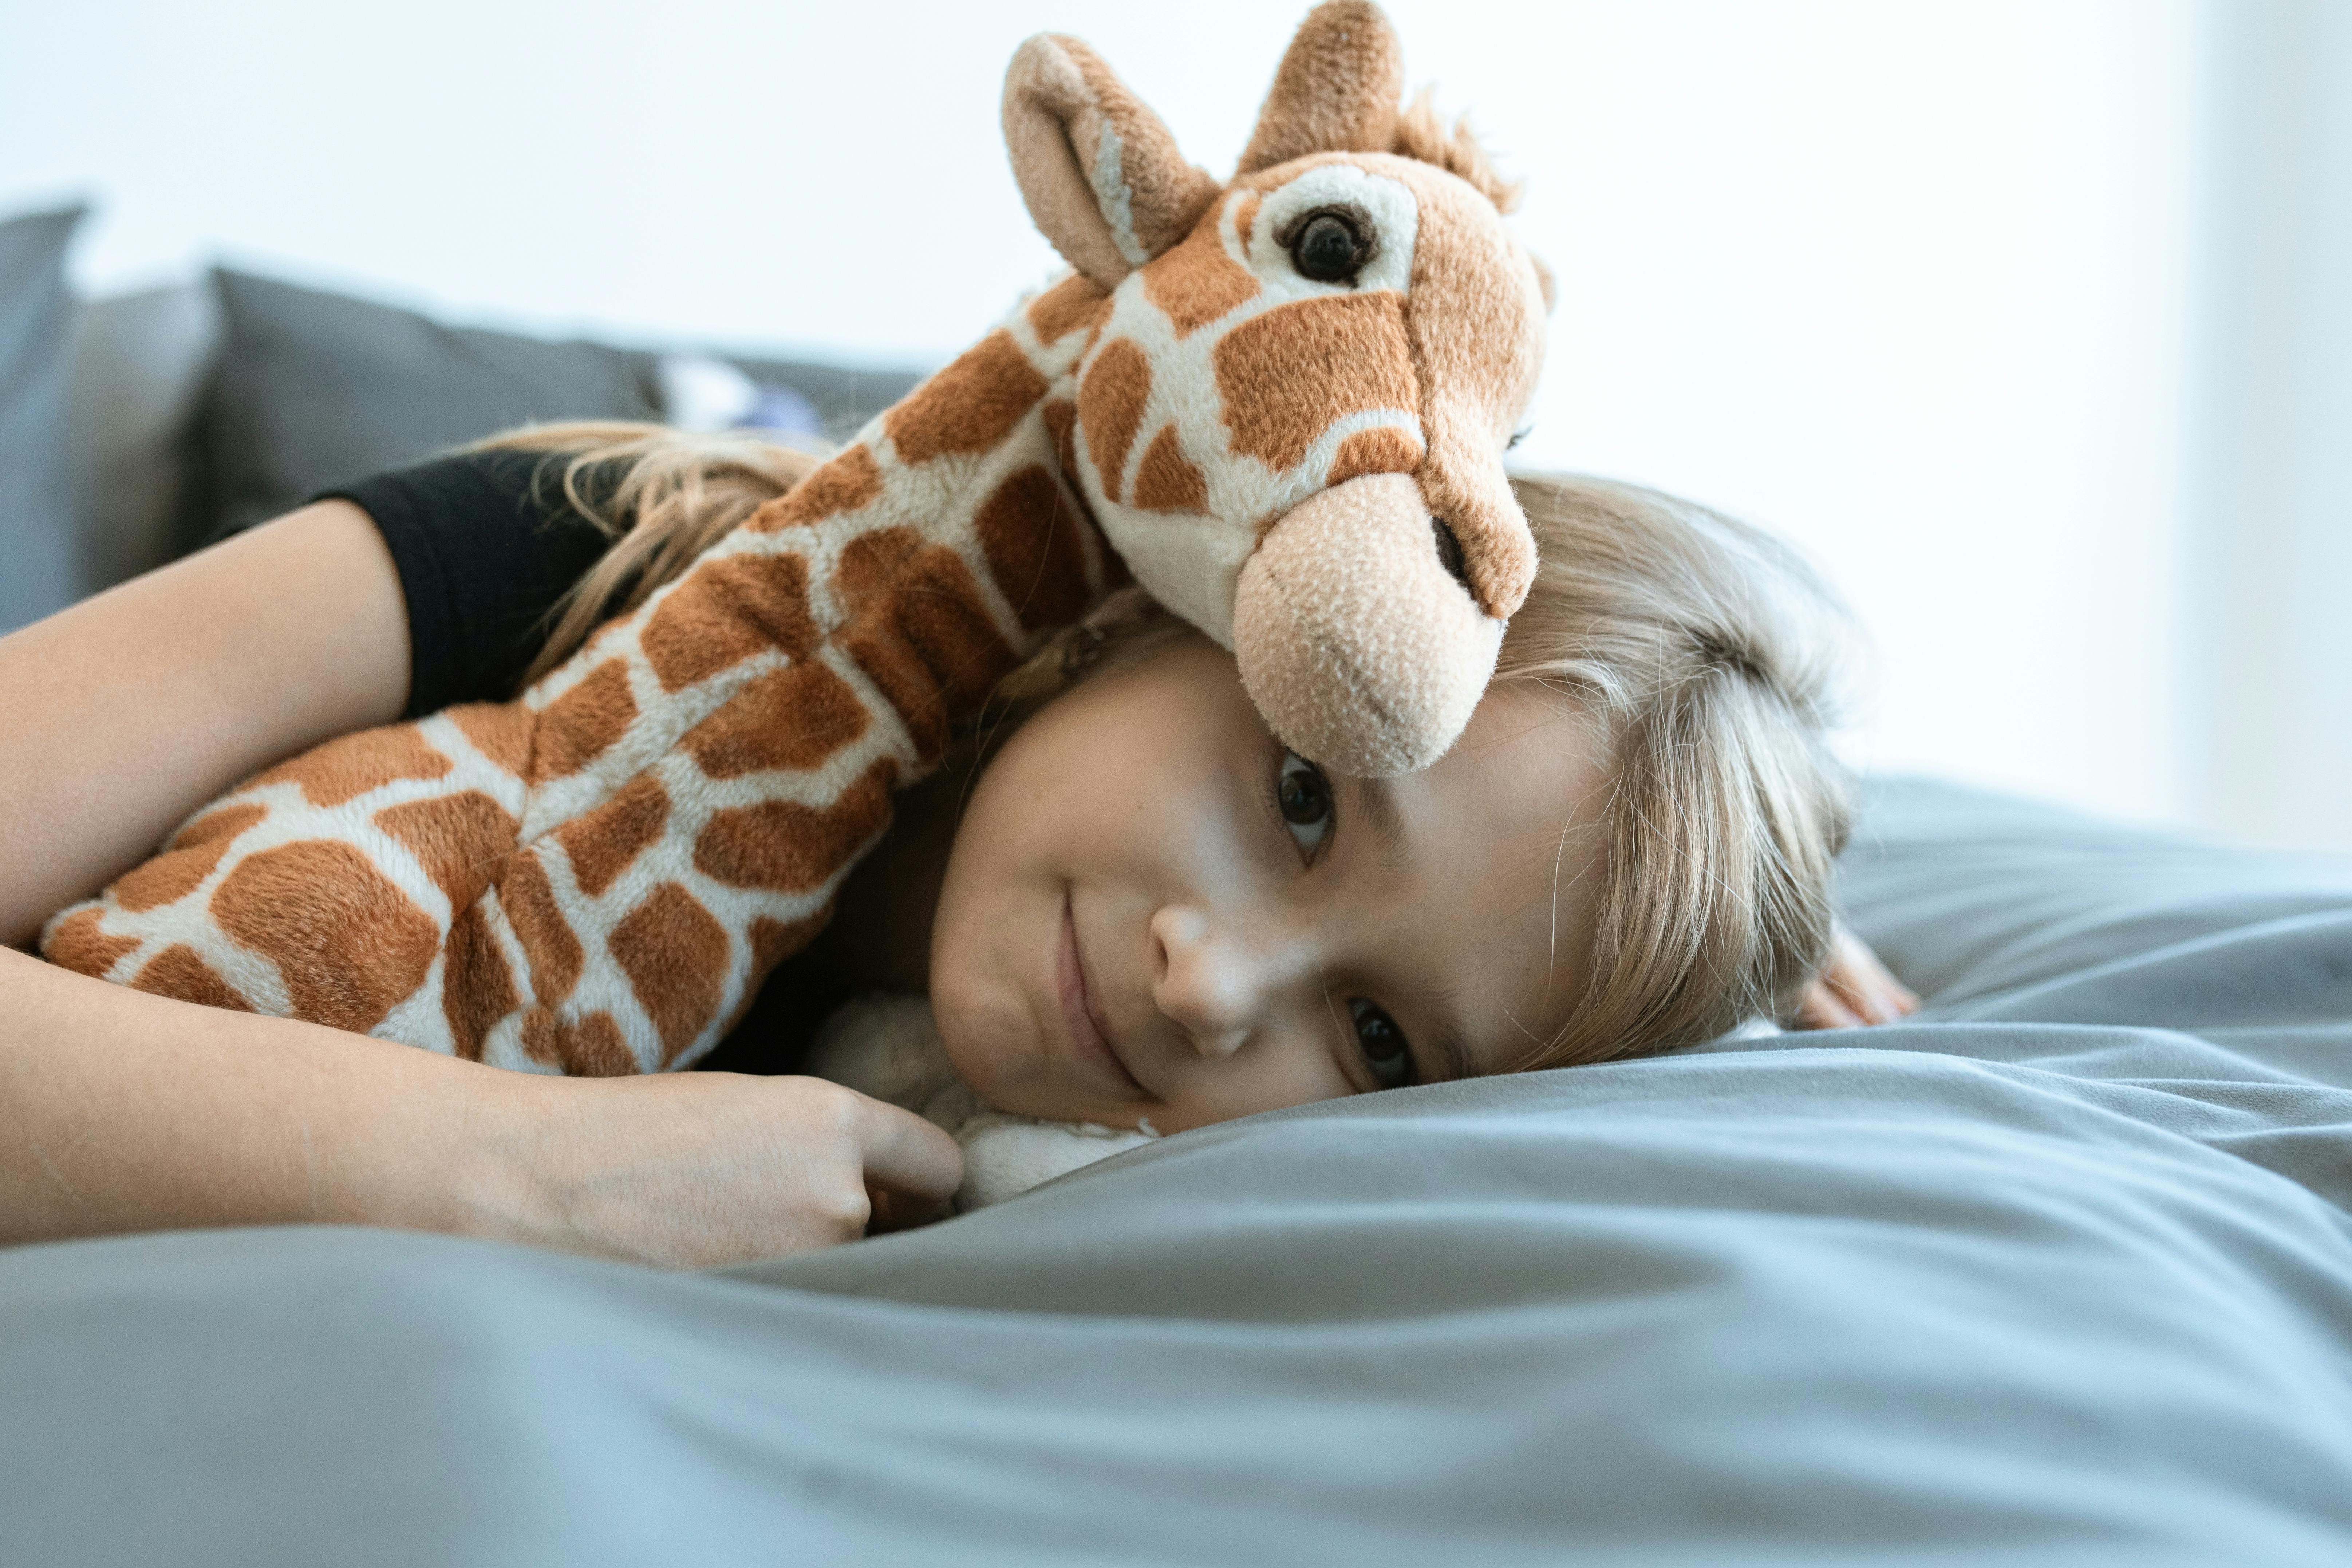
[43,1,1552,1076]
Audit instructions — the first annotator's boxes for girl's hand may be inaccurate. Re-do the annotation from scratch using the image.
[490,1072,963,1269]
[1792,926,1920,1030]
[0,952,960,1264]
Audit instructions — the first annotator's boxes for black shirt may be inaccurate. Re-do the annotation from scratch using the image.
[317,448,614,716]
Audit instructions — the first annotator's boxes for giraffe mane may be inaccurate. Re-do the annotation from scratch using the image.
[1388,89,1522,214]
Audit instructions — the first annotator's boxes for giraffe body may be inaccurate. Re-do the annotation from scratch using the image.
[44,2,1555,1073]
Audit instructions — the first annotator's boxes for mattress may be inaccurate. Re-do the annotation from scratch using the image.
[3,777,2348,1565]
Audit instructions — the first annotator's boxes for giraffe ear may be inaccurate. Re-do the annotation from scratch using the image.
[1235,1,1406,175]
[1003,34,1223,290]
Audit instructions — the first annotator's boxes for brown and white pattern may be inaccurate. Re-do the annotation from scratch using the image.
[46,304,1113,1073]
[44,1,1554,1072]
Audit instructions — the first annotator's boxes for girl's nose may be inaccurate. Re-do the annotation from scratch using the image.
[1149,904,1283,1059]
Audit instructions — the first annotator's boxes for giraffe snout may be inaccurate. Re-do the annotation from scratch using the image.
[1232,472,1504,777]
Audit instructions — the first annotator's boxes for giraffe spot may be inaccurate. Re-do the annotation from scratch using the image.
[209,841,436,1033]
[975,465,1093,631]
[442,902,518,1061]
[749,912,828,976]
[833,529,1017,761]
[640,551,816,693]
[749,445,883,533]
[694,757,897,893]
[374,791,519,908]
[1026,273,1112,345]
[521,1008,638,1077]
[1077,339,1151,503]
[528,659,638,783]
[130,944,254,1013]
[1042,396,1112,553]
[116,803,269,913]
[681,661,869,780]
[42,907,140,979]
[609,882,732,1067]
[717,910,834,1038]
[170,802,270,852]
[250,725,451,810]
[448,702,535,774]
[884,330,1050,467]
[1144,214,1263,336]
[1327,425,1425,486]
[1043,398,1080,480]
[1131,426,1210,514]
[554,776,671,898]
[1215,292,1420,474]
[496,851,585,1007]
[1231,192,1263,251]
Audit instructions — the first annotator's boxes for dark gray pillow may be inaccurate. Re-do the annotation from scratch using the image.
[63,281,223,595]
[0,205,86,635]
[177,269,663,546]
[175,270,929,551]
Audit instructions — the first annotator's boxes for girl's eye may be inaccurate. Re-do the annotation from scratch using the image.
[1274,750,1333,860]
[1350,997,1416,1090]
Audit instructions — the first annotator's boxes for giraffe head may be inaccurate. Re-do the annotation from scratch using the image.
[1004,1,1550,775]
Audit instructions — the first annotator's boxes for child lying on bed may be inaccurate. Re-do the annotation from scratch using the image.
[0,431,1911,1264]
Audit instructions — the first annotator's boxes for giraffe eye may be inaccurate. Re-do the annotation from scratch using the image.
[1289,210,1369,284]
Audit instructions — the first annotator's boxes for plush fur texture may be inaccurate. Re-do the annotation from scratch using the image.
[1236,0,1407,175]
[804,993,1155,1212]
[1005,34,1222,287]
[1235,471,1500,773]
[43,1,1551,1075]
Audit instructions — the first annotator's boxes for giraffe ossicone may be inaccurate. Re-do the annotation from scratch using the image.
[42,0,1552,1076]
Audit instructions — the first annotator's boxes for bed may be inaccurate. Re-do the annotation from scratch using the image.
[7,218,2348,1562]
[4,775,2349,1564]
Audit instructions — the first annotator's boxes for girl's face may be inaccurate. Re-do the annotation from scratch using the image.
[928,635,1607,1133]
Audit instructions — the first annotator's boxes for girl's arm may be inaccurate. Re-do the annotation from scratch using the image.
[0,505,959,1263]
[0,948,958,1264]
[0,502,410,948]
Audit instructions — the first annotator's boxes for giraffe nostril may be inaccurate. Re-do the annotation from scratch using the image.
[1432,517,1470,596]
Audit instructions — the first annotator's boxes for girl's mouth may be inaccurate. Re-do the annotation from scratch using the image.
[1058,893,1146,1098]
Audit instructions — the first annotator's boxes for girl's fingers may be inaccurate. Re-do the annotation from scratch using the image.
[1822,930,1920,1024]
[848,1093,965,1207]
[1795,928,1921,1028]
[1825,967,1888,1024]
[1793,979,1864,1030]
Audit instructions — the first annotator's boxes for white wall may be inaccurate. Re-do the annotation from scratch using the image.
[2190,0,2352,851]
[12,0,2330,842]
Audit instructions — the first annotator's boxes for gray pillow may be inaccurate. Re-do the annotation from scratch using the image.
[177,268,662,547]
[64,281,223,594]
[0,205,85,635]
[174,269,929,552]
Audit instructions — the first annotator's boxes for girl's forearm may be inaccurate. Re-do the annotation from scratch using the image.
[0,947,524,1247]
[0,948,964,1265]
[0,501,410,948]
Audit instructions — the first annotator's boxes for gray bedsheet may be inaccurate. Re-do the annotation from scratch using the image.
[4,778,2350,1565]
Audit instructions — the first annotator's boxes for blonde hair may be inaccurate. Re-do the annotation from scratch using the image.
[1495,475,1854,1067]
[482,425,1855,1066]
[474,423,826,689]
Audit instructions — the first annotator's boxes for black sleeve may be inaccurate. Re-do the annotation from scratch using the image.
[314,449,620,719]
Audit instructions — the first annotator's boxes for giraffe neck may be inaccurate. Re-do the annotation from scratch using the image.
[853,272,1113,599]
[644,275,1116,779]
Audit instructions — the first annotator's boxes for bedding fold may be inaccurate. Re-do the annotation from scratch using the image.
[4,776,2351,1565]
